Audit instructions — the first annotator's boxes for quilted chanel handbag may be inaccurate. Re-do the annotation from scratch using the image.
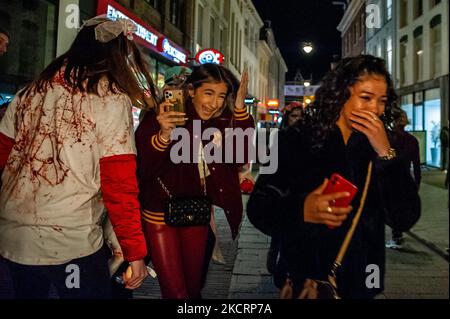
[164,196,212,226]
[157,159,211,227]
[280,162,373,299]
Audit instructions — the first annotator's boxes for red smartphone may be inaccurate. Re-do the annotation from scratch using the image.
[323,174,358,207]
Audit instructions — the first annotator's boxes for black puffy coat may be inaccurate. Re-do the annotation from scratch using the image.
[247,123,420,298]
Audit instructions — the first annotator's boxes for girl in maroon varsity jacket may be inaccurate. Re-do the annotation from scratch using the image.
[135,64,254,299]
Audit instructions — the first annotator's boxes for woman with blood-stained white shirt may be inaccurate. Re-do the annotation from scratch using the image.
[0,15,155,299]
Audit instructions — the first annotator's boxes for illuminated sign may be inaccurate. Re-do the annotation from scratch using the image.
[268,110,279,114]
[195,48,224,65]
[106,5,158,47]
[284,85,319,97]
[244,98,255,105]
[267,99,279,108]
[161,39,187,64]
[98,0,189,65]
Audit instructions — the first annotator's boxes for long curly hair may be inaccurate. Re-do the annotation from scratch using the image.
[301,55,402,150]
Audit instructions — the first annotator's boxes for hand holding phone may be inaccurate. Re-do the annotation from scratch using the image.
[322,174,357,229]
[303,178,355,229]
[323,174,358,207]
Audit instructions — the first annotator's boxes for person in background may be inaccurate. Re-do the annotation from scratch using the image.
[0,27,9,57]
[385,110,421,249]
[0,27,10,121]
[279,101,303,129]
[266,101,303,287]
[0,15,152,298]
[136,64,254,299]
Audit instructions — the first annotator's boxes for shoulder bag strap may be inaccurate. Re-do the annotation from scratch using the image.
[157,146,208,198]
[328,161,373,286]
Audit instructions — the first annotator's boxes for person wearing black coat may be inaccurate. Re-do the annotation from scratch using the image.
[247,55,421,299]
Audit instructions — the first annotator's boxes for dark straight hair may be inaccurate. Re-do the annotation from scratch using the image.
[19,22,157,108]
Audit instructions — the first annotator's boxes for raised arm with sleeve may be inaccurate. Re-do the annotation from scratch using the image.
[95,93,147,262]
[375,156,421,233]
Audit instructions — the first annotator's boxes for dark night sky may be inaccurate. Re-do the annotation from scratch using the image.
[252,0,344,83]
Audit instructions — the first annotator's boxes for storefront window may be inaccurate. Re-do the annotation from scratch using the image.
[386,37,392,74]
[414,29,424,82]
[400,37,408,85]
[414,91,424,131]
[424,88,441,166]
[0,0,57,95]
[144,0,163,12]
[430,16,442,78]
[401,94,413,131]
[170,0,184,29]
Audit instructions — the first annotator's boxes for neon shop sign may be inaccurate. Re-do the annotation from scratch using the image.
[161,39,187,64]
[195,48,224,65]
[106,5,159,47]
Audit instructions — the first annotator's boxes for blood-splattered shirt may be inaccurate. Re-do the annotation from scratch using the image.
[0,74,137,265]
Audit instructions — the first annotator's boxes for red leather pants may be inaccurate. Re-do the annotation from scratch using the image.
[143,221,208,299]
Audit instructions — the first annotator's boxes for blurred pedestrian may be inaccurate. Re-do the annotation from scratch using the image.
[279,101,303,129]
[385,110,421,249]
[247,55,420,299]
[266,101,303,285]
[0,15,153,298]
[136,64,254,299]
[0,27,9,56]
[0,27,10,121]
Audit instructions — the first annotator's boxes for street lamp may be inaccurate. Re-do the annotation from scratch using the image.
[301,42,313,54]
[303,80,311,87]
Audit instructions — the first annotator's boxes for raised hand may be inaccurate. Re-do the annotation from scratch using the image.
[235,68,249,110]
[350,110,391,157]
[123,259,148,290]
[156,101,185,141]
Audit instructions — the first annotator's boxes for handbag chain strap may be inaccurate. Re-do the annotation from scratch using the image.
[157,146,208,199]
[328,161,373,289]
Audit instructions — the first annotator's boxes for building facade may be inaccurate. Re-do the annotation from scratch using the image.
[259,20,288,124]
[102,0,193,89]
[365,0,396,77]
[395,0,448,167]
[192,0,227,59]
[256,37,272,120]
[0,0,59,100]
[0,0,193,102]
[337,0,366,58]
[241,0,263,104]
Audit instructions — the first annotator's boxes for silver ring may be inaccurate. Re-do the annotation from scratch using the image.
[326,206,333,214]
